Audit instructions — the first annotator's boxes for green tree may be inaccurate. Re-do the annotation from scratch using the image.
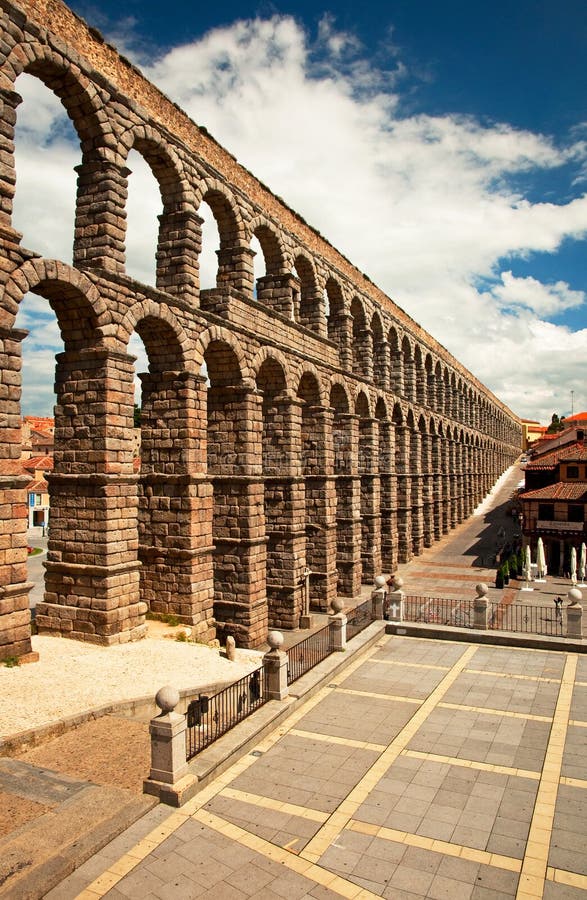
[546,413,565,434]
[133,404,141,427]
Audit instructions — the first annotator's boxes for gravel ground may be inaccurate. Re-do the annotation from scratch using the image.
[0,629,263,738]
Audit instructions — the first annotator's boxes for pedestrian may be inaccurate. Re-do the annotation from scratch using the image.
[554,596,562,623]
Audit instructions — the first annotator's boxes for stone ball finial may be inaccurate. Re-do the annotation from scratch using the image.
[392,575,404,590]
[331,598,345,614]
[568,587,583,605]
[155,685,180,713]
[267,630,284,650]
[475,583,488,598]
[374,575,387,589]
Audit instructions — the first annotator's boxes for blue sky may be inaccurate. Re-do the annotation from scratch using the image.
[12,0,587,421]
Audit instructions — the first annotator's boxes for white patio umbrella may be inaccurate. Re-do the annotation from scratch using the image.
[521,545,533,591]
[579,542,586,587]
[535,538,546,581]
[570,546,577,585]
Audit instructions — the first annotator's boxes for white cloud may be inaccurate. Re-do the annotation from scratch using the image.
[9,16,587,422]
[489,271,585,317]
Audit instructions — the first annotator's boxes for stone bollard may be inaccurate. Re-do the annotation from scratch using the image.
[263,630,289,700]
[146,686,188,788]
[225,635,236,661]
[371,575,387,619]
[566,588,583,640]
[329,598,347,650]
[473,583,489,630]
[386,575,405,622]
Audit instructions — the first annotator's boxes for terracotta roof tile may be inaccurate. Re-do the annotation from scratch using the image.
[525,442,586,469]
[520,482,587,501]
[21,455,54,472]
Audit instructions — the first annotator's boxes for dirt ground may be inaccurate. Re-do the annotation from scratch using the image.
[0,715,151,842]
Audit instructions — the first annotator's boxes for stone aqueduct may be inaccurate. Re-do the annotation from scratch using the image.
[0,0,521,661]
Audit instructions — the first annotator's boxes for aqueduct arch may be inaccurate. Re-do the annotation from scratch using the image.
[0,0,521,658]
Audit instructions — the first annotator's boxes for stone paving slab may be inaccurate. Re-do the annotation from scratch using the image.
[44,634,587,900]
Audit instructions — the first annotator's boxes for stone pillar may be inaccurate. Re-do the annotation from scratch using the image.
[386,576,405,622]
[156,209,203,305]
[389,344,404,397]
[410,429,424,557]
[209,387,268,648]
[216,242,255,295]
[138,372,215,642]
[303,405,337,610]
[263,630,289,700]
[448,440,459,529]
[334,312,353,371]
[473,583,488,630]
[403,354,416,403]
[144,686,191,805]
[334,413,362,597]
[329,598,347,649]
[359,417,381,581]
[566,589,583,640]
[73,151,128,273]
[379,419,396,572]
[263,393,306,629]
[371,575,387,619]
[354,327,373,379]
[395,425,412,563]
[256,272,300,319]
[375,339,390,391]
[0,326,35,661]
[0,89,21,226]
[421,432,434,548]
[431,432,443,541]
[37,347,145,644]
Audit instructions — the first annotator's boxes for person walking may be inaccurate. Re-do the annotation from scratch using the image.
[554,596,563,623]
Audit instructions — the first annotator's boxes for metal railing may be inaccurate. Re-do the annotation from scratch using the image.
[186,665,269,760]
[287,623,332,685]
[346,598,375,640]
[488,602,564,636]
[403,595,474,628]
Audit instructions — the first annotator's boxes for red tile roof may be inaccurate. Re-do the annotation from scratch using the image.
[27,478,48,492]
[21,455,54,473]
[520,482,587,501]
[525,442,587,470]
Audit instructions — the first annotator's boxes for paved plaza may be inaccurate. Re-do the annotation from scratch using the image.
[47,634,586,900]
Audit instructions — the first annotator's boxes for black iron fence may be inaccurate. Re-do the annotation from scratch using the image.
[346,598,375,640]
[403,595,474,628]
[186,602,381,759]
[186,666,268,760]
[287,623,333,685]
[488,602,564,636]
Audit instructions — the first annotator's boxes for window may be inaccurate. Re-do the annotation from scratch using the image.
[538,503,554,520]
[568,505,584,523]
[35,494,42,506]
[567,465,579,479]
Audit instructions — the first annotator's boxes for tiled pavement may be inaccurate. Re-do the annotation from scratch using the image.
[50,635,587,900]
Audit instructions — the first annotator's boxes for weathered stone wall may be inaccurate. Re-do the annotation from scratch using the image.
[0,0,521,656]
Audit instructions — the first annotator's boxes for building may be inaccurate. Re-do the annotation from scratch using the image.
[21,456,53,529]
[520,419,547,451]
[519,427,586,574]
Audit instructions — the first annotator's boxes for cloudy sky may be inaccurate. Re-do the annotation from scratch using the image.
[12,0,587,423]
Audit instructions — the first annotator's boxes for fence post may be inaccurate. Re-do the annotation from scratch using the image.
[473,583,489,630]
[263,631,289,700]
[371,575,387,619]
[330,598,347,650]
[386,575,405,622]
[145,686,188,790]
[566,588,583,640]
